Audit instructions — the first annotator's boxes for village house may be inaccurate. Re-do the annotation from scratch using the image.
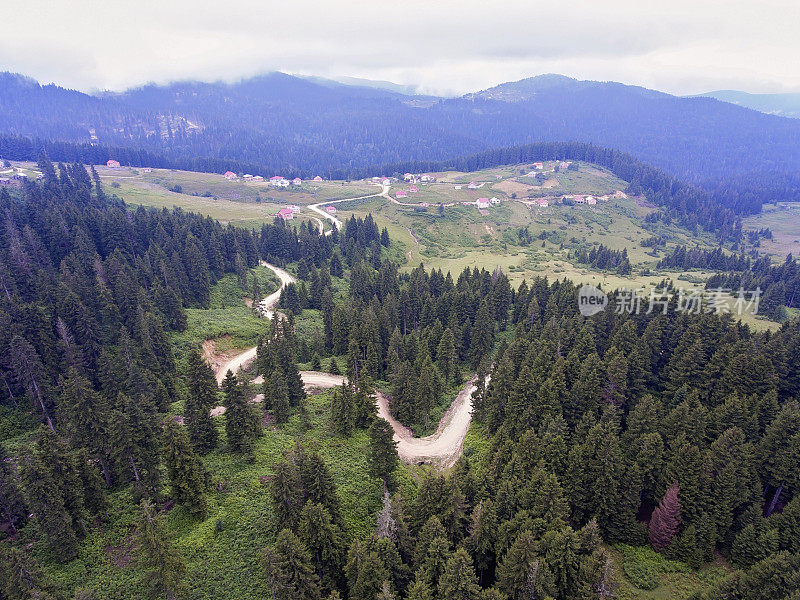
[325,206,337,214]
[314,175,323,181]
[372,176,382,182]
[292,178,302,185]
[0,177,11,185]
[142,168,152,173]
[420,202,430,208]
[382,178,392,186]
[409,185,419,193]
[460,201,472,206]
[467,181,479,189]
[533,162,544,169]
[490,197,501,205]
[243,174,253,179]
[586,196,597,205]
[573,195,587,204]
[403,173,414,181]
[106,159,120,168]
[454,185,462,190]
[288,205,301,213]
[224,171,237,179]
[252,175,264,181]
[396,190,408,199]
[476,198,491,209]
[537,198,549,207]
[277,208,294,220]
[420,174,434,182]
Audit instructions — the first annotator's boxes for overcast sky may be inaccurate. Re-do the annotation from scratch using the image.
[2,0,799,96]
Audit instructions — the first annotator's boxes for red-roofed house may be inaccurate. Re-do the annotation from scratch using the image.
[224,171,237,179]
[277,208,294,220]
[292,178,302,185]
[314,175,323,181]
[467,181,479,189]
[537,198,549,207]
[325,206,337,214]
[107,160,120,168]
[396,191,408,199]
[476,198,490,209]
[409,185,419,193]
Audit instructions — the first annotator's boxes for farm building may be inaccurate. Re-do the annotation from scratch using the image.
[224,171,237,179]
[106,159,120,168]
[409,185,419,193]
[537,198,549,207]
[288,205,301,213]
[314,175,323,181]
[476,198,491,209]
[292,178,302,185]
[420,202,429,208]
[382,178,392,185]
[396,191,408,198]
[490,197,501,204]
[467,181,479,189]
[325,206,337,214]
[533,162,543,169]
[252,175,264,181]
[277,208,294,220]
[573,195,586,204]
[243,174,253,179]
[454,185,462,190]
[404,173,414,181]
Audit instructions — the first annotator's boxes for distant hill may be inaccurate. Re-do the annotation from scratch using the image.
[696,90,800,119]
[2,71,800,191]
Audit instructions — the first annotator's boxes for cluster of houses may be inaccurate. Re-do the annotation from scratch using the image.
[403,173,436,184]
[276,205,302,220]
[223,171,324,185]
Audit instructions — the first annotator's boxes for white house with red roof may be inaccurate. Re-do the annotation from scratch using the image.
[325,206,337,214]
[277,208,294,220]
[587,196,597,205]
[106,159,120,168]
[396,190,408,199]
[467,181,479,189]
[224,171,237,179]
[314,175,323,181]
[476,198,491,209]
[288,205,301,213]
[537,198,549,207]
[409,185,419,193]
[292,178,302,186]
[490,197,501,204]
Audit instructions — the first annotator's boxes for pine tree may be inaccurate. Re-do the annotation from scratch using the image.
[368,418,398,484]
[265,367,291,424]
[263,528,322,600]
[136,499,187,600]
[648,482,681,551]
[222,371,261,458]
[0,442,27,534]
[184,349,218,452]
[162,421,208,518]
[496,530,555,600]
[439,547,481,600]
[0,546,59,600]
[437,328,458,386]
[298,502,347,593]
[330,384,355,435]
[469,304,495,370]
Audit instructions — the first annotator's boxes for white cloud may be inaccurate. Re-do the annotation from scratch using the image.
[1,0,799,95]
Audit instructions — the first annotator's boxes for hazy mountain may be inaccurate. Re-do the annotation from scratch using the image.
[696,90,800,119]
[2,71,800,188]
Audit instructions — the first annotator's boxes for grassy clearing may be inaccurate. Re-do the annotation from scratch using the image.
[611,544,730,600]
[743,202,800,260]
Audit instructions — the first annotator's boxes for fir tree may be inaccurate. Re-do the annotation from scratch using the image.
[368,418,398,484]
[184,349,218,452]
[222,371,261,458]
[162,421,208,518]
[136,499,187,600]
[263,528,322,600]
[648,482,681,551]
[439,547,481,600]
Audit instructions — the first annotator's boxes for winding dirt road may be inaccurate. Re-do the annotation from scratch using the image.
[307,183,389,232]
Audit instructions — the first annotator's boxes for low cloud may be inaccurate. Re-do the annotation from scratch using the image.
[1,0,799,95]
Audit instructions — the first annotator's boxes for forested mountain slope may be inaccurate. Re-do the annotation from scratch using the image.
[3,72,800,191]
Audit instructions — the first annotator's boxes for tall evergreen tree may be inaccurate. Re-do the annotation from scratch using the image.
[222,371,261,458]
[184,349,218,452]
[136,499,187,600]
[162,421,208,517]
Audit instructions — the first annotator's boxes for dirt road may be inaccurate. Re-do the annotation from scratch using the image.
[208,257,478,468]
[308,183,388,231]
[213,261,296,385]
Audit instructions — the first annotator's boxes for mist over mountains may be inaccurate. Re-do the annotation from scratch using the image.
[2,71,800,191]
